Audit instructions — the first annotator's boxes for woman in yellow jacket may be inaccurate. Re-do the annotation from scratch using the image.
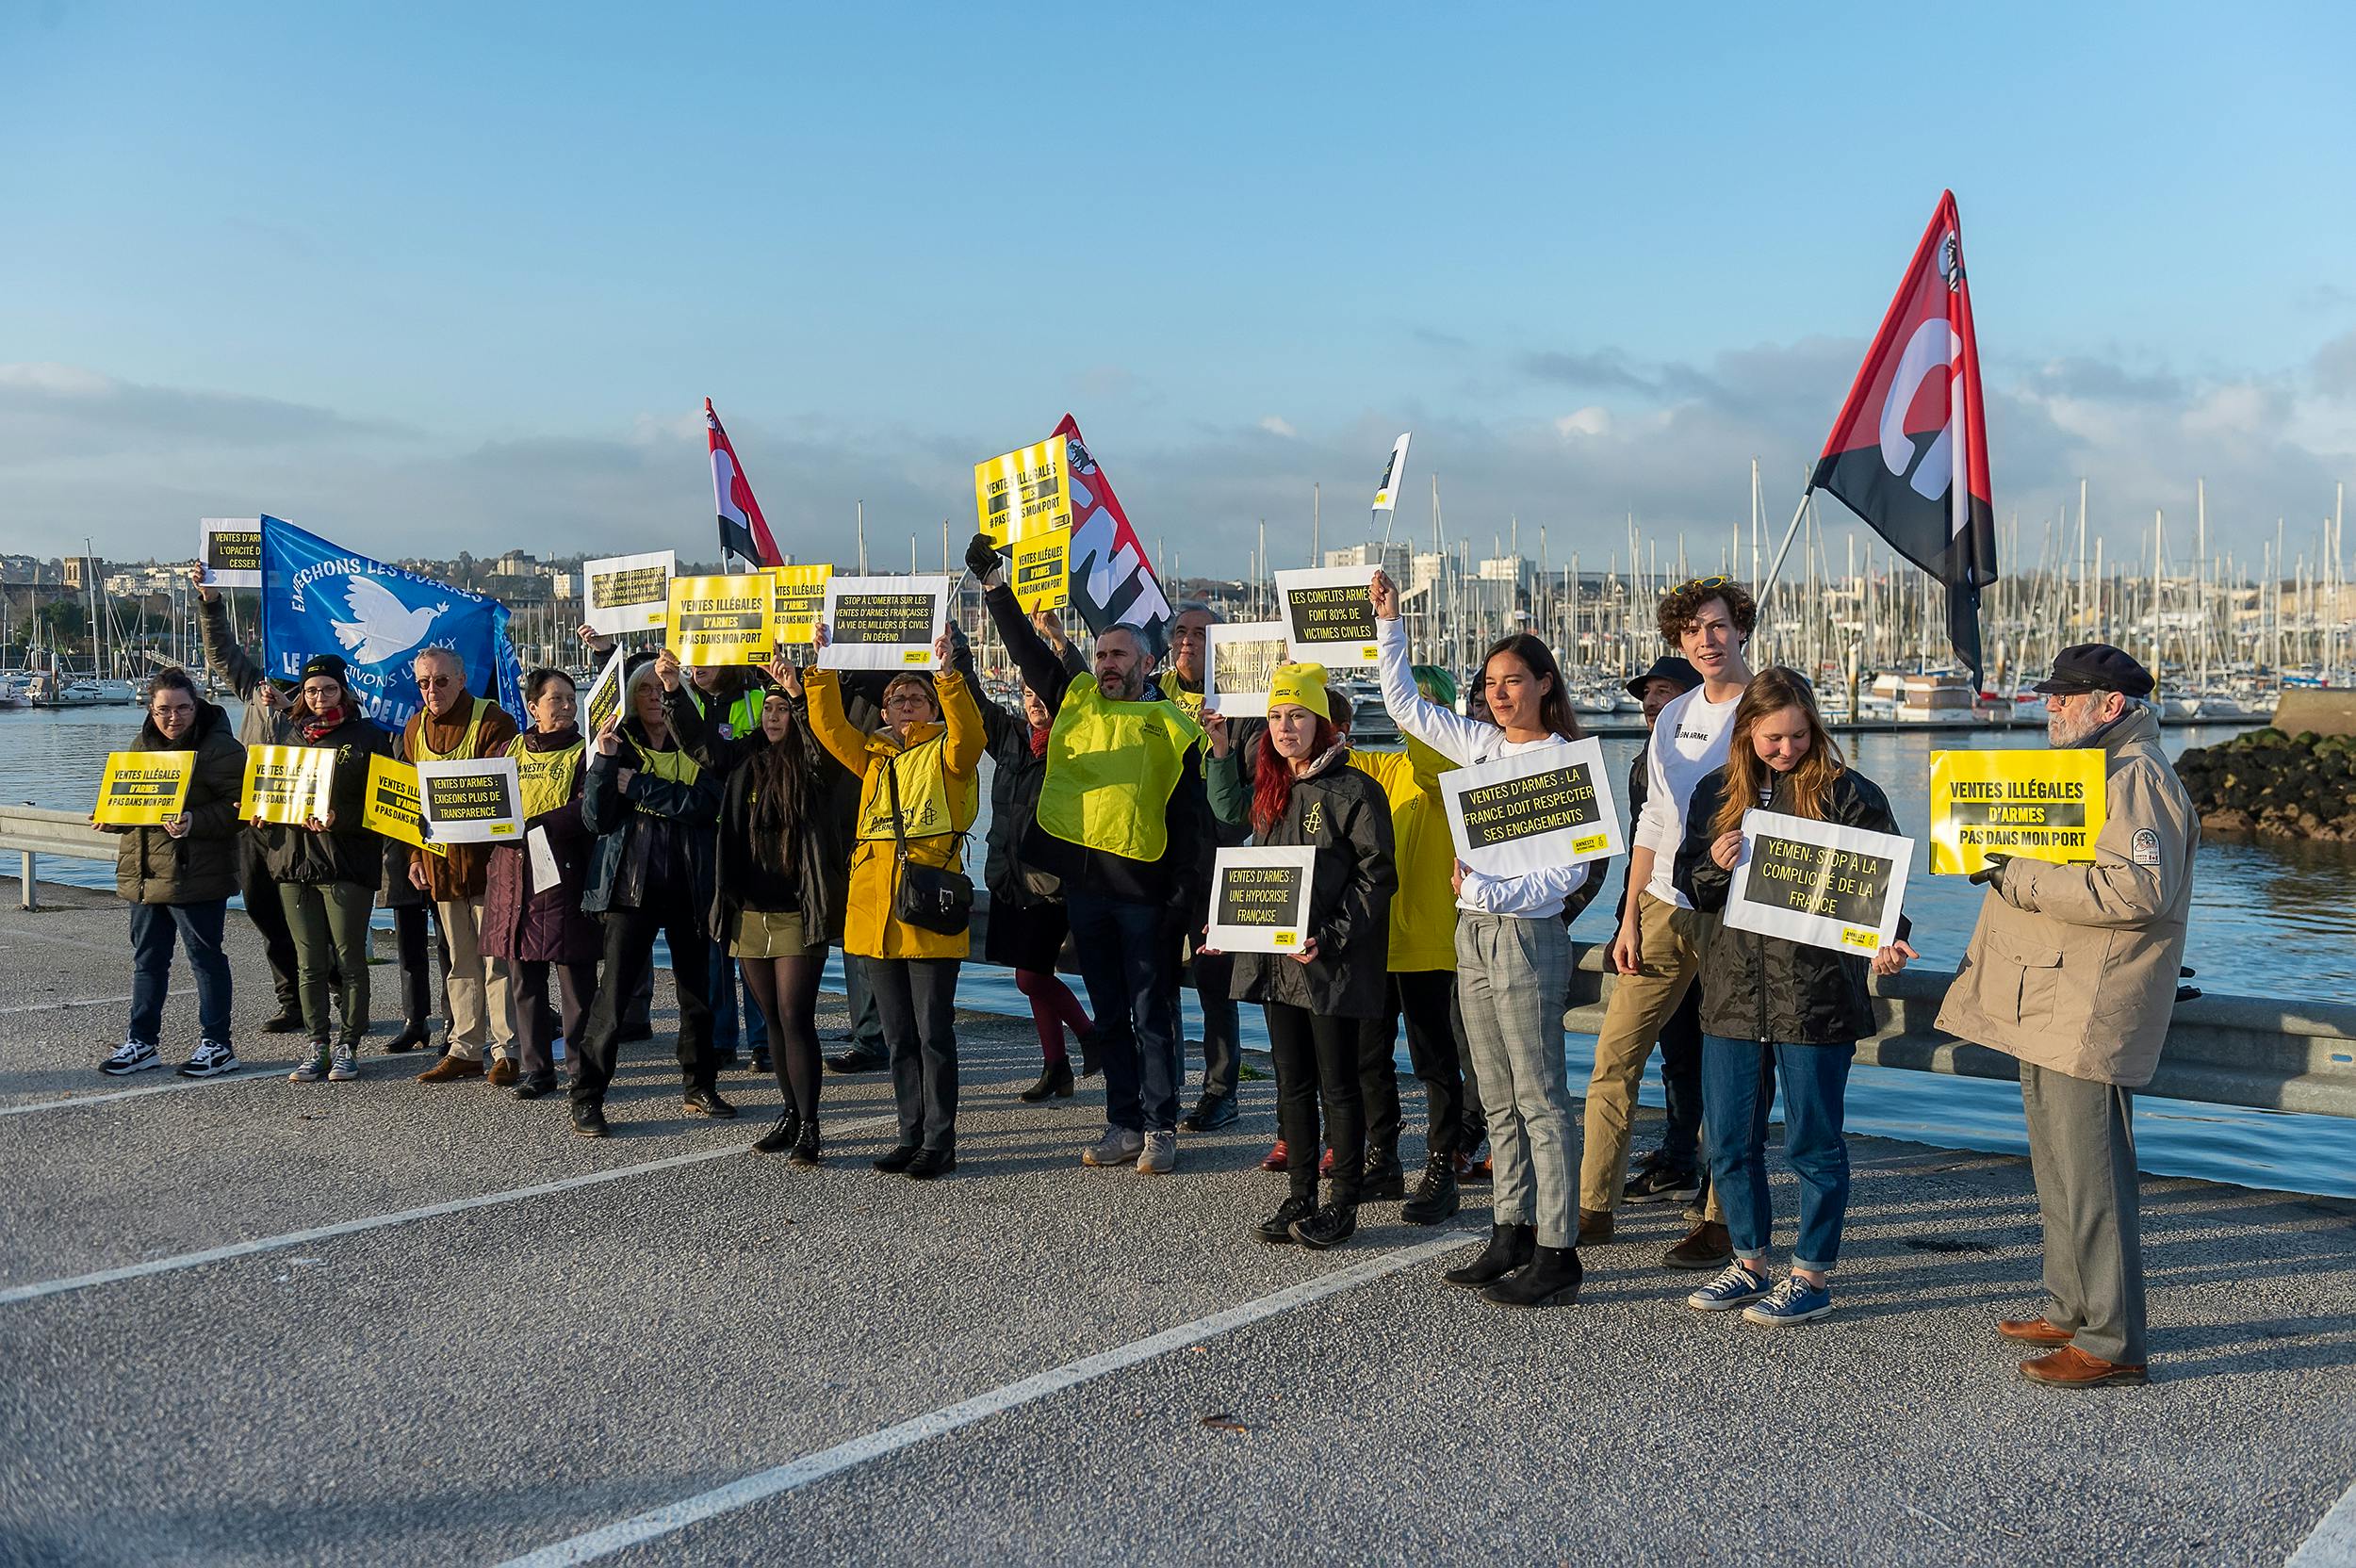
[805,626,984,1180]
[1339,682,1473,1226]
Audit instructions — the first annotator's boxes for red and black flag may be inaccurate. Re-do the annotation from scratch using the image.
[1053,413,1176,653]
[706,399,783,570]
[1810,191,1998,686]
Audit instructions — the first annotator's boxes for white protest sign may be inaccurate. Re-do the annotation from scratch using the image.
[199,517,264,589]
[1723,808,1912,956]
[581,643,628,740]
[581,550,675,635]
[1203,620,1291,720]
[417,757,524,843]
[1441,738,1622,879]
[1274,564,1382,668]
[1206,846,1317,955]
[819,575,951,671]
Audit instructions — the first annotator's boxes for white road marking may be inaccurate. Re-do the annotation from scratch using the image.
[0,992,135,1015]
[496,1231,1479,1566]
[2288,1478,2356,1567]
[0,1114,896,1305]
[0,1067,278,1118]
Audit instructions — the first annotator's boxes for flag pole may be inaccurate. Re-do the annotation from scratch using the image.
[1755,490,1812,602]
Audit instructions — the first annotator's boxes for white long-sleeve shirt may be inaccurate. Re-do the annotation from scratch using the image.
[1374,617,1593,919]
[1634,682,1742,907]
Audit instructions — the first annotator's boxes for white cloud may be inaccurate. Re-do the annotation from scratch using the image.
[1257,415,1298,439]
[1552,406,1611,438]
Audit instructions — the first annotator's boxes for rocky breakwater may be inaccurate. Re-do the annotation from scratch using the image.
[2175,728,2356,841]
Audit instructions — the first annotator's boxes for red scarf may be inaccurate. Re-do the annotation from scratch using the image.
[1027,724,1050,760]
[300,705,347,742]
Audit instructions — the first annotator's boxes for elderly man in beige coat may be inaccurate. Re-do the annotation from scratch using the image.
[1938,644,2197,1388]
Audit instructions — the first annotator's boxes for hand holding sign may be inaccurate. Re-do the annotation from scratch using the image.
[1723,809,1914,956]
[1369,569,1400,621]
[1710,830,1744,871]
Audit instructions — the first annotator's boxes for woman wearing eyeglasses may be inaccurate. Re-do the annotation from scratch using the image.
[1367,570,1595,1309]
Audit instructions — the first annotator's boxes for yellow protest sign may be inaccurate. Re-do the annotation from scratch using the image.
[668,574,775,666]
[768,564,833,646]
[1928,748,2108,875]
[973,437,1072,546]
[1011,528,1070,612]
[363,754,446,856]
[240,744,336,825]
[93,750,195,826]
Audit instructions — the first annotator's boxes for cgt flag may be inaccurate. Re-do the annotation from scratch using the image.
[1810,190,1998,686]
[260,514,523,732]
[1055,414,1174,655]
[707,399,784,571]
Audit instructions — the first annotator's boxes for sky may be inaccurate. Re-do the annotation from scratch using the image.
[4,1,2354,581]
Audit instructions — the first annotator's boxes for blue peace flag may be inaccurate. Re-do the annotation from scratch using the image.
[259,514,524,731]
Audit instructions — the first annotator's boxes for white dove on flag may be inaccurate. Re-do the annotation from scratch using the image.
[329,576,448,664]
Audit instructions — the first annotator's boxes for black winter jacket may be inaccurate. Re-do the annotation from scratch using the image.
[1208,743,1398,1019]
[580,718,722,916]
[670,687,852,948]
[1675,763,1910,1045]
[108,702,246,906]
[258,712,394,888]
[955,626,1083,908]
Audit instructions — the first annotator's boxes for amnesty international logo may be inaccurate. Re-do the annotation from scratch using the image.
[1301,800,1324,838]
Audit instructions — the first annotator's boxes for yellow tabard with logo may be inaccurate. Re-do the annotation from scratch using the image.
[1156,670,1205,721]
[856,733,979,842]
[1038,677,1205,863]
[625,734,701,812]
[411,705,484,765]
[516,741,583,821]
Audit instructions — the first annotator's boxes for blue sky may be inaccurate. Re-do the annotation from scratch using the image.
[4,1,2353,577]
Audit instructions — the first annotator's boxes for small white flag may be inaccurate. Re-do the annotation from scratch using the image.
[1372,433,1412,514]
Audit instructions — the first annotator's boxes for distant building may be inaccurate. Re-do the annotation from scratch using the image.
[1323,542,1412,583]
[61,555,104,591]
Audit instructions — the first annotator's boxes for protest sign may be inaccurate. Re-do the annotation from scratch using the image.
[974,437,1072,546]
[1206,846,1317,955]
[93,751,194,826]
[668,574,775,666]
[1442,739,1622,878]
[1012,529,1072,612]
[581,644,628,739]
[417,758,523,843]
[1274,564,1382,668]
[240,744,336,825]
[1203,621,1291,719]
[198,518,264,589]
[581,550,675,635]
[768,564,832,646]
[362,755,446,857]
[1371,433,1411,514]
[819,575,950,671]
[1928,748,2107,875]
[1724,809,1912,956]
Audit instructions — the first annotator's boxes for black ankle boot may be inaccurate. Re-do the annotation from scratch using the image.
[789,1120,821,1167]
[753,1108,802,1154]
[1360,1148,1406,1202]
[1400,1155,1461,1225]
[1444,1222,1534,1288]
[1019,1058,1075,1102]
[1287,1201,1358,1250]
[384,1021,431,1054]
[1481,1244,1583,1309]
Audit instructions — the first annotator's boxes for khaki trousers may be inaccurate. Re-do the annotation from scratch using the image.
[434,894,515,1062]
[1579,890,1724,1220]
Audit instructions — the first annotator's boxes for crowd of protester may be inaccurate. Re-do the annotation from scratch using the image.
[93,549,2198,1386]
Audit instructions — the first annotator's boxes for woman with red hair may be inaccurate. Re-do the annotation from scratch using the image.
[1203,664,1396,1249]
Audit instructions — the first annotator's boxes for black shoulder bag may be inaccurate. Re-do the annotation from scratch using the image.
[883,747,974,936]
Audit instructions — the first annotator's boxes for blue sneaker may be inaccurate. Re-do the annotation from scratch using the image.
[1742,1274,1834,1326]
[1686,1262,1771,1312]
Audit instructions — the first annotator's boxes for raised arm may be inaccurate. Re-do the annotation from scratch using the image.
[1372,608,1491,767]
[194,580,268,703]
[801,669,875,777]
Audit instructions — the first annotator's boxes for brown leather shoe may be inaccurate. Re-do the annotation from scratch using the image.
[2020,1346,2147,1386]
[1578,1208,1615,1245]
[417,1055,485,1084]
[486,1057,519,1088]
[1662,1220,1733,1271]
[1998,1315,2074,1346]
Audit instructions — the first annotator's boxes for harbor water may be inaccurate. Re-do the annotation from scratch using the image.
[8,701,2354,1197]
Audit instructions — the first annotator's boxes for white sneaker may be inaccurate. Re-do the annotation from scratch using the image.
[328,1044,359,1082]
[1082,1127,1145,1168]
[288,1047,330,1083]
[100,1040,160,1076]
[1136,1130,1177,1175]
[177,1040,240,1079]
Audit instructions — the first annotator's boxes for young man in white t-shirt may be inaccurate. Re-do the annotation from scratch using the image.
[1578,579,1756,1269]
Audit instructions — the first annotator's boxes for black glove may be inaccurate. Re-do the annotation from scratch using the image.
[965,531,1002,581]
[1968,852,2011,888]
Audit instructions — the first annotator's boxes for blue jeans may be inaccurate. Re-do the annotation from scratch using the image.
[707,941,768,1056]
[1068,892,1183,1134]
[1700,1035,1855,1271]
[128,900,233,1046]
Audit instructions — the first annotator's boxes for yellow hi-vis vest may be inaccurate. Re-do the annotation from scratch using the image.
[515,740,584,821]
[1038,677,1205,863]
[1156,669,1205,721]
[624,732,701,812]
[412,704,484,765]
[855,730,979,842]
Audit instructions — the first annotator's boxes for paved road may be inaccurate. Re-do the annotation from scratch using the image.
[5,888,2354,1566]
